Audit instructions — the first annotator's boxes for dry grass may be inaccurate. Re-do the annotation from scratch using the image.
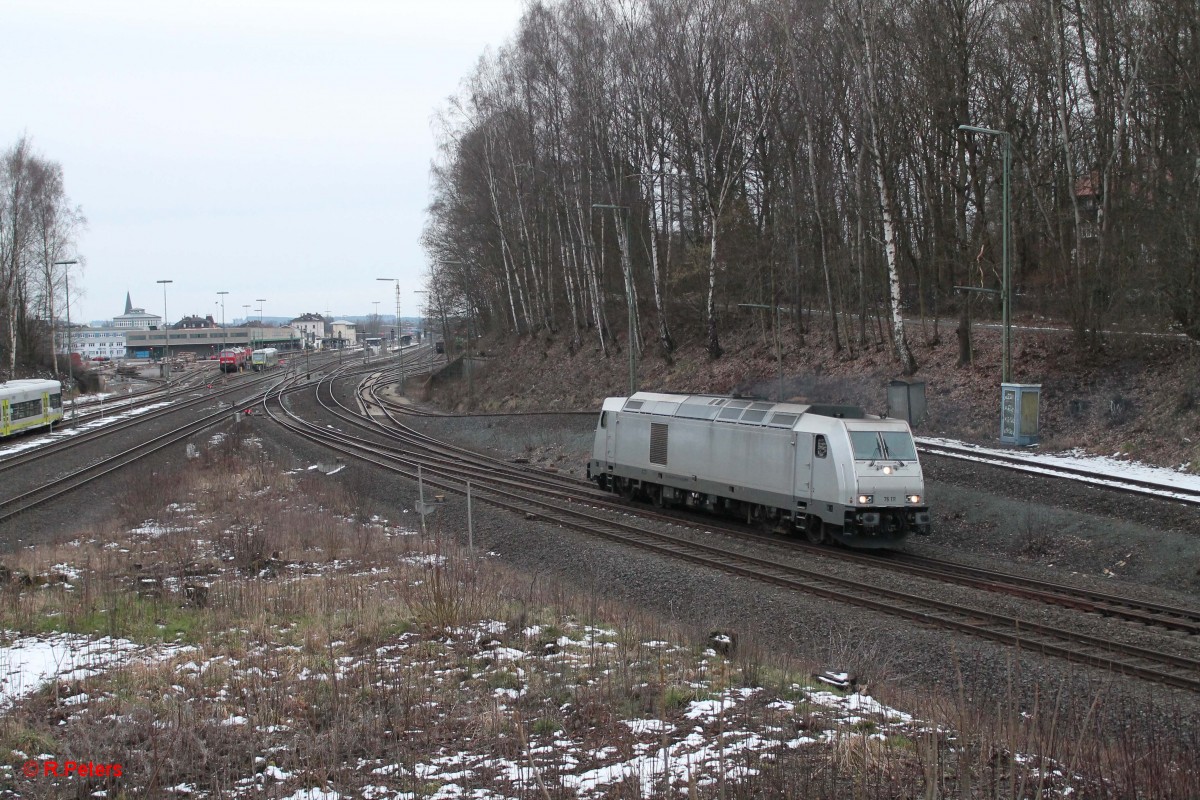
[0,431,1195,798]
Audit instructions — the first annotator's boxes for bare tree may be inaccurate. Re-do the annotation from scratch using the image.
[29,157,85,374]
[845,0,918,372]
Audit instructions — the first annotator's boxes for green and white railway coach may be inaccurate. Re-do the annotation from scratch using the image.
[0,379,64,437]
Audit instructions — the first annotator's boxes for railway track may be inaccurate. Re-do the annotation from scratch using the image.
[348,370,1200,638]
[63,362,215,419]
[0,409,243,524]
[0,370,276,474]
[0,353,347,526]
[872,549,1200,635]
[262,368,1200,693]
[918,439,1200,506]
[348,369,1200,638]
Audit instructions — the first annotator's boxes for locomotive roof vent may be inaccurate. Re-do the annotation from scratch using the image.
[806,404,866,419]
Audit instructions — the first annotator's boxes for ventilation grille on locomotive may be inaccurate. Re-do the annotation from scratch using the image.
[649,423,668,465]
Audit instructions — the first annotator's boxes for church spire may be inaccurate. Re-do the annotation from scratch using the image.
[124,292,133,315]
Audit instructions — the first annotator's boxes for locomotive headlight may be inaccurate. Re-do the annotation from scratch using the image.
[907,494,921,504]
[882,466,893,475]
[857,494,873,505]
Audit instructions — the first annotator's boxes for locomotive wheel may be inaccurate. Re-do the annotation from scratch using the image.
[805,518,826,545]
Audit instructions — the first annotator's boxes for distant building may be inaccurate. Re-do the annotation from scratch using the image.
[329,320,356,347]
[174,314,218,329]
[112,292,161,330]
[56,326,126,360]
[290,313,326,347]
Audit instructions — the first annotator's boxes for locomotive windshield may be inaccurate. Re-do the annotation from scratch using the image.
[849,430,918,462]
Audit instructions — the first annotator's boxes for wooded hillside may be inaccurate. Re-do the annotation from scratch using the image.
[423,0,1199,374]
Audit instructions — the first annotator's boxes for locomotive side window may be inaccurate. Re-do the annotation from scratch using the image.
[11,399,42,420]
[599,411,608,429]
[814,435,828,458]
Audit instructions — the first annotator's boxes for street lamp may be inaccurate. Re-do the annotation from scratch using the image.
[53,259,78,399]
[242,304,251,349]
[157,279,173,395]
[592,203,637,395]
[216,291,228,353]
[958,123,1012,384]
[738,303,785,401]
[378,277,403,393]
[255,299,266,351]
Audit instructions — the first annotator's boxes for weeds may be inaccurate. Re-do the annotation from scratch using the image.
[1017,512,1055,558]
[0,428,1194,798]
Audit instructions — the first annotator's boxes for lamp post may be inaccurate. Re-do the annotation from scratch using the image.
[53,259,78,398]
[157,279,173,395]
[242,304,251,350]
[217,291,228,353]
[958,123,1012,384]
[377,277,403,393]
[255,299,266,352]
[738,303,785,401]
[592,203,637,395]
[305,329,312,379]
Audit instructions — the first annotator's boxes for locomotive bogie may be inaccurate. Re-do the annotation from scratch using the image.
[590,392,931,548]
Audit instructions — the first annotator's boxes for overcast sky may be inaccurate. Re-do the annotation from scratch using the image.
[2,0,527,326]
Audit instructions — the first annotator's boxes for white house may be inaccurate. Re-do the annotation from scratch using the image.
[57,327,126,359]
[290,313,327,349]
[112,293,161,330]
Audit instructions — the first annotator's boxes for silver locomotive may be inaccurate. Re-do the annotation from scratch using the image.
[587,392,931,548]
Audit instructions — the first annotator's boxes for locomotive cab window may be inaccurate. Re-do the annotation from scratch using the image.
[850,431,918,461]
[850,432,884,460]
[880,431,918,461]
[883,434,916,460]
[599,411,608,429]
[814,435,828,458]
